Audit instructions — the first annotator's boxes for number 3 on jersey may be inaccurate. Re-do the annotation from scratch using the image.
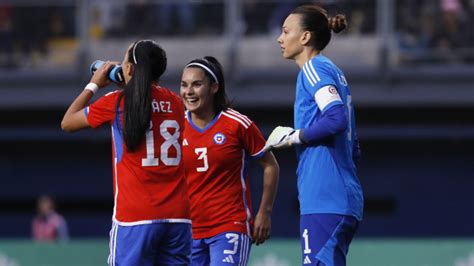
[195,147,208,172]
[142,120,181,167]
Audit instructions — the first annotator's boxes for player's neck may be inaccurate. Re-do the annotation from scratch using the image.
[295,49,320,68]
[191,110,217,129]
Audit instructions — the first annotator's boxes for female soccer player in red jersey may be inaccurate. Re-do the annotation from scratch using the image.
[61,40,192,265]
[180,56,280,265]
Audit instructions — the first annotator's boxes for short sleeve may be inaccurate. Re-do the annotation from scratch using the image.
[302,60,343,112]
[242,122,266,160]
[86,91,120,128]
[173,94,186,134]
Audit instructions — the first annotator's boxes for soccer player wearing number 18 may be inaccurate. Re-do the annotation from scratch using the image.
[61,40,191,265]
[267,5,364,266]
[180,56,280,266]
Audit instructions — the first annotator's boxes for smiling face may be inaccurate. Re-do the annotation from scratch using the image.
[277,14,306,60]
[180,67,218,117]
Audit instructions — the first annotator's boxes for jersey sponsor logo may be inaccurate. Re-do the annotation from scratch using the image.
[223,255,235,263]
[213,132,226,145]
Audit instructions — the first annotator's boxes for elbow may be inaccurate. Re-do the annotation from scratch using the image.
[324,104,348,135]
[61,119,75,133]
[336,115,348,133]
[328,114,348,135]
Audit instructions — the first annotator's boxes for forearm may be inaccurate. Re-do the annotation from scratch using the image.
[301,104,347,144]
[64,90,94,117]
[257,153,279,215]
[62,62,114,132]
[61,87,95,132]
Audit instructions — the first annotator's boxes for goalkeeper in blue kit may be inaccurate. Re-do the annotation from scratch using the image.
[266,4,364,266]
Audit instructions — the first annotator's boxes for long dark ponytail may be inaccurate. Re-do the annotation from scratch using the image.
[120,40,167,152]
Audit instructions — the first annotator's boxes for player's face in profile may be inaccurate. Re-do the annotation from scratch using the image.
[277,14,305,60]
[180,67,218,115]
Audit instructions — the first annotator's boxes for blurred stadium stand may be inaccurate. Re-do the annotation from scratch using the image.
[0,0,473,245]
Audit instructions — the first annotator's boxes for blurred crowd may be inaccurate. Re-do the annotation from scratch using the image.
[396,0,474,63]
[88,0,377,37]
[0,5,75,68]
[0,0,472,68]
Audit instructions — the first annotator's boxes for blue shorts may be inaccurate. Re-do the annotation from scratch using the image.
[191,232,251,266]
[108,221,192,266]
[300,214,358,266]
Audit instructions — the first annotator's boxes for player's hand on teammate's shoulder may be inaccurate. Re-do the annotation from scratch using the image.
[265,126,299,151]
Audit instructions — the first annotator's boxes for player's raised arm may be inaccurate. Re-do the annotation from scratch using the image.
[63,40,193,265]
[61,62,113,132]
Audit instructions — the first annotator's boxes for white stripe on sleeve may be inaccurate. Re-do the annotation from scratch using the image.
[308,60,321,82]
[227,109,251,125]
[303,63,316,86]
[222,112,249,129]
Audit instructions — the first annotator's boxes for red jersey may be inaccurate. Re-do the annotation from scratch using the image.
[86,85,190,225]
[32,213,68,241]
[182,108,266,239]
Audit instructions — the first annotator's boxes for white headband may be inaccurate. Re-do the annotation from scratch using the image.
[185,62,219,84]
[132,41,143,64]
[132,40,156,64]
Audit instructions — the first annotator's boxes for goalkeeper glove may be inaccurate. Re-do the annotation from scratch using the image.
[264,126,302,151]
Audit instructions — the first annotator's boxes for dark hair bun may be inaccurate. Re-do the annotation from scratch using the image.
[329,14,347,33]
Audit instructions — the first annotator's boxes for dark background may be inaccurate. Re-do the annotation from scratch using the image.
[0,0,473,239]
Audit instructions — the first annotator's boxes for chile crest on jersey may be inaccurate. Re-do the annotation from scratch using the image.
[213,132,226,145]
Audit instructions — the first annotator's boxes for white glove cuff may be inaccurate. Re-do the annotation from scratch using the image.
[84,83,99,94]
[290,129,302,145]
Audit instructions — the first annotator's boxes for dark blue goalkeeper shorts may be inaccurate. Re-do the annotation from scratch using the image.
[300,214,359,266]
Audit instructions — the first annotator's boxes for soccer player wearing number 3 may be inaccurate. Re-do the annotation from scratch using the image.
[61,40,192,265]
[180,56,280,266]
[266,5,364,266]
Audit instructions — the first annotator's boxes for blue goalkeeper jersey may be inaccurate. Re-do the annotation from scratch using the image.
[294,54,363,221]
